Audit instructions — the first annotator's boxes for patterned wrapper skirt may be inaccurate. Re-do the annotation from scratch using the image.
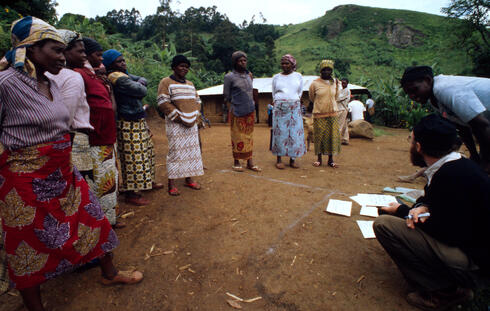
[313,116,341,156]
[0,222,7,293]
[117,118,155,192]
[71,132,93,172]
[0,134,118,289]
[165,118,204,179]
[271,100,306,158]
[87,145,118,225]
[230,112,255,160]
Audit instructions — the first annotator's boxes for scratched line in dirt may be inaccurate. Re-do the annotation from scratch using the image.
[218,169,326,191]
[265,191,341,255]
[218,169,348,255]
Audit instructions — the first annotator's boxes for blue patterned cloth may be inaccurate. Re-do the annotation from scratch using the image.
[271,100,306,158]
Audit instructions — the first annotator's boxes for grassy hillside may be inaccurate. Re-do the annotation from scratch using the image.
[274,5,473,81]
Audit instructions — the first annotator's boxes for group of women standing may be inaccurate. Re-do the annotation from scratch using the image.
[0,15,345,311]
[268,56,343,169]
[0,17,146,311]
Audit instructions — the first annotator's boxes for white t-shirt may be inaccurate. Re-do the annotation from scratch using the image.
[433,74,490,125]
[348,100,366,121]
[272,72,303,101]
[366,98,375,109]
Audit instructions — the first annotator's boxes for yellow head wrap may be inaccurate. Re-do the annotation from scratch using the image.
[319,59,334,71]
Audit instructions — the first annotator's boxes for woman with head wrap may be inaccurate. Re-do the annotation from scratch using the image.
[223,51,261,172]
[308,60,342,167]
[271,54,306,169]
[0,17,142,311]
[103,49,163,206]
[157,55,204,195]
[44,30,96,218]
[50,35,122,228]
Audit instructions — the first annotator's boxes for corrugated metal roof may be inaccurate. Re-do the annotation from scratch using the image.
[197,75,367,96]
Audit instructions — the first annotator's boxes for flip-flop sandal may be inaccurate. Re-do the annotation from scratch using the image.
[101,270,144,285]
[328,162,338,168]
[168,187,180,196]
[232,165,244,172]
[312,161,321,167]
[184,182,201,190]
[247,165,262,172]
[290,162,300,169]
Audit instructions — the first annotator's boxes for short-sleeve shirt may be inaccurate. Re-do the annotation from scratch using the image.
[272,72,303,102]
[433,75,490,125]
[348,100,366,121]
[0,67,70,150]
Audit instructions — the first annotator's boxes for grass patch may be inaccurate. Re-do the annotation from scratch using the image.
[373,127,395,137]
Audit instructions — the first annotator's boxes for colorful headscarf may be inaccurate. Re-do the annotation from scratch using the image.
[281,54,297,71]
[231,51,247,66]
[319,59,334,71]
[102,49,123,68]
[57,29,82,47]
[0,16,63,77]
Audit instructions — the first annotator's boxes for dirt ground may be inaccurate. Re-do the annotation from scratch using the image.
[1,116,433,311]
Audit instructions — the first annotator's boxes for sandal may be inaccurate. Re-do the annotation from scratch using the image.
[232,165,244,172]
[101,270,144,285]
[290,161,300,169]
[275,162,285,169]
[328,162,338,168]
[168,187,180,196]
[246,165,262,172]
[184,182,201,190]
[312,161,321,167]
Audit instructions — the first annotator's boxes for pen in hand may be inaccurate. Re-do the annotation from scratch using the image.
[405,212,430,220]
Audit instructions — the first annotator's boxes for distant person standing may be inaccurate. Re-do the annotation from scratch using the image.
[348,99,366,121]
[400,66,490,173]
[337,78,351,145]
[223,51,261,172]
[365,93,375,123]
[309,59,341,168]
[271,54,306,169]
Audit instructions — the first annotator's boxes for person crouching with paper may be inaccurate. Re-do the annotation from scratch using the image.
[374,114,490,311]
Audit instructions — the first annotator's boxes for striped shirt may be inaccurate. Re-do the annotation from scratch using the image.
[157,77,201,127]
[0,67,70,150]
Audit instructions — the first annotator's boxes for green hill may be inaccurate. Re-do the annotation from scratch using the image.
[274,5,473,80]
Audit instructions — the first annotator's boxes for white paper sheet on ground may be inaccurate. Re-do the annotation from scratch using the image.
[326,199,352,217]
[350,195,368,206]
[356,194,397,207]
[359,205,379,218]
[357,220,376,239]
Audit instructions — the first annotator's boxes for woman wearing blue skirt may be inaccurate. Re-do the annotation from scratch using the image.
[271,54,306,169]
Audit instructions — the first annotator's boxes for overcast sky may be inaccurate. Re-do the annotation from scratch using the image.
[56,0,451,25]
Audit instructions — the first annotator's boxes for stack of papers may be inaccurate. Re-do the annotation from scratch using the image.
[325,199,352,217]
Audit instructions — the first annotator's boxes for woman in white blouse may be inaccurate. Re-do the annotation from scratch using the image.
[271,54,307,169]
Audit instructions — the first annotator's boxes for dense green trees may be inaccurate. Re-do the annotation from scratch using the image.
[442,0,489,77]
